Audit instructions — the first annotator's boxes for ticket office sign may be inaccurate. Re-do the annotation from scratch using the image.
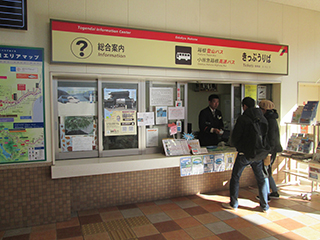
[51,19,288,75]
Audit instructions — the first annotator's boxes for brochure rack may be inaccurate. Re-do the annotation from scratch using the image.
[282,122,320,191]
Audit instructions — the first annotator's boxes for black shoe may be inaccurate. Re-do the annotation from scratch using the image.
[256,195,271,202]
[269,192,280,199]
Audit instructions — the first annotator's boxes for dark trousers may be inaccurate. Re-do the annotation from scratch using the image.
[229,154,269,211]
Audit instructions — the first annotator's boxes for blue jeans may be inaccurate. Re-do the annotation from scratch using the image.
[229,154,269,211]
[268,152,278,193]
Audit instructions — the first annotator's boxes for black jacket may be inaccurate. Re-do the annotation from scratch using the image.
[231,107,269,159]
[264,109,283,153]
[198,107,224,146]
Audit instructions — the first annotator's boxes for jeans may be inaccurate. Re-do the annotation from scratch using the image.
[229,154,269,211]
[268,152,278,193]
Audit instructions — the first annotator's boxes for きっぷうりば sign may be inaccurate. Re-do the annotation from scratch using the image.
[51,19,288,75]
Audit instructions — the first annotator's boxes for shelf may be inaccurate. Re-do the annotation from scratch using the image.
[283,169,309,179]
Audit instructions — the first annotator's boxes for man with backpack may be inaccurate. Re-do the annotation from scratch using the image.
[222,97,270,212]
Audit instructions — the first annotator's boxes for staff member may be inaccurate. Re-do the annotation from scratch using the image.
[198,94,224,146]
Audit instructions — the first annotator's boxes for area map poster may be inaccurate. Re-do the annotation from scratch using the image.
[0,46,45,164]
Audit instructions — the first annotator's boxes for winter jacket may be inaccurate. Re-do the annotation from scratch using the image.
[231,107,270,159]
[264,109,283,153]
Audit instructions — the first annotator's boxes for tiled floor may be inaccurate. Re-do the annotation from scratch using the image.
[1,183,320,240]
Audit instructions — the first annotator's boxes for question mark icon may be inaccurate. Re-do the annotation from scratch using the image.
[71,37,93,59]
[76,40,88,57]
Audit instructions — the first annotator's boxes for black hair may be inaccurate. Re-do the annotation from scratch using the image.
[208,94,219,102]
[242,97,255,108]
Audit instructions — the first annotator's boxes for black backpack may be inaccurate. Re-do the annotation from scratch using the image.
[245,116,270,161]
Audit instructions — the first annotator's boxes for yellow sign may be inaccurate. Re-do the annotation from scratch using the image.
[245,85,258,102]
[51,20,288,75]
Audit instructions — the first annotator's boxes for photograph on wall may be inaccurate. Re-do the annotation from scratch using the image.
[57,86,97,116]
[150,87,173,106]
[0,45,45,164]
[155,106,168,125]
[59,116,97,152]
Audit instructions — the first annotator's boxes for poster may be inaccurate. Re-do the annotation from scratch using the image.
[137,112,154,126]
[168,107,185,120]
[245,85,257,102]
[104,88,137,136]
[0,45,45,164]
[146,128,158,147]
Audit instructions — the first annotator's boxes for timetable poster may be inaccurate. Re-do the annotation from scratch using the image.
[0,45,45,164]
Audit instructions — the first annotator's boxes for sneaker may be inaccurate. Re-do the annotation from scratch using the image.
[222,202,237,210]
[262,208,270,213]
[256,195,271,202]
[269,192,280,199]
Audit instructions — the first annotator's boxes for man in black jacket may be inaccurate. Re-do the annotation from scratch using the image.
[198,94,224,146]
[222,97,270,212]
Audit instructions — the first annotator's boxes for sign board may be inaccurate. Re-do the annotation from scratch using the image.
[0,45,45,164]
[51,19,288,75]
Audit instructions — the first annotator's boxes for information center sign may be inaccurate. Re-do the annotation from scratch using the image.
[0,46,45,164]
[51,19,288,75]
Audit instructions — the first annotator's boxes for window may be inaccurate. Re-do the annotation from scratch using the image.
[53,77,188,160]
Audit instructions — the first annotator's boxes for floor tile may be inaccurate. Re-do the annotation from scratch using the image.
[205,221,234,235]
[212,210,238,220]
[146,212,171,224]
[153,220,181,233]
[201,202,224,212]
[132,224,159,237]
[257,222,289,236]
[29,229,56,240]
[223,217,254,229]
[98,206,118,213]
[216,230,250,240]
[81,222,108,236]
[120,208,144,218]
[139,205,162,215]
[31,224,56,232]
[104,218,130,232]
[273,208,303,218]
[158,203,180,211]
[197,236,221,240]
[3,234,30,240]
[79,214,103,225]
[3,228,31,238]
[184,225,214,239]
[171,196,190,202]
[174,216,201,229]
[83,232,111,240]
[174,200,198,209]
[274,218,305,230]
[193,213,220,224]
[78,209,100,216]
[117,204,138,210]
[237,225,271,239]
[125,216,150,227]
[56,226,82,239]
[293,226,320,240]
[274,231,308,240]
[100,211,124,222]
[293,214,320,226]
[154,199,172,205]
[242,213,271,225]
[137,233,166,240]
[56,217,80,229]
[107,227,136,240]
[162,229,193,240]
[183,206,208,216]
[164,208,190,220]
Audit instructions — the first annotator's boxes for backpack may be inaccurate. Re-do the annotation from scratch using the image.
[246,116,270,162]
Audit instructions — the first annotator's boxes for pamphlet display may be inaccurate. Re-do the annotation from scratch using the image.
[286,133,314,153]
[192,156,204,175]
[213,153,225,172]
[299,101,319,124]
[162,139,190,156]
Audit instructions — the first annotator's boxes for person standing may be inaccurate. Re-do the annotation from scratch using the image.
[222,97,270,212]
[259,100,283,199]
[198,94,224,146]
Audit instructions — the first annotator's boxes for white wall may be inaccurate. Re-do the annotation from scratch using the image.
[1,0,320,162]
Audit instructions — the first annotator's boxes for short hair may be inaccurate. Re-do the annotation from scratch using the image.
[208,94,219,102]
[242,97,255,108]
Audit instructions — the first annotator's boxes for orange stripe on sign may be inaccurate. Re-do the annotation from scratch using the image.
[9,129,27,132]
[16,74,38,79]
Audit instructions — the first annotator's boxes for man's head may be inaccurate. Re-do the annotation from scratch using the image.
[241,97,255,110]
[208,94,219,110]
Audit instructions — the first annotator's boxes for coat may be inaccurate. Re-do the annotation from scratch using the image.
[198,107,224,146]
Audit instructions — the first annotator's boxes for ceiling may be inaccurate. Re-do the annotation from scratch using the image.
[265,0,320,12]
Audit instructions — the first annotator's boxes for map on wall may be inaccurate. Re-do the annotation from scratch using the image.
[0,45,45,164]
